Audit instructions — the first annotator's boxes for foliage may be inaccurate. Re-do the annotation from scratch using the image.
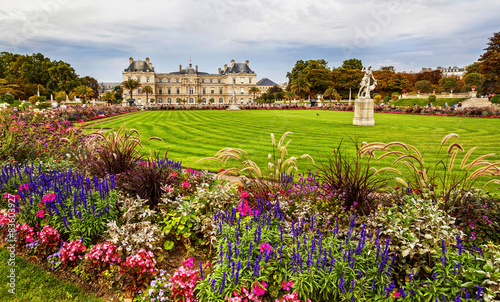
[159,209,198,251]
[36,224,62,257]
[415,80,433,93]
[121,249,158,294]
[169,259,200,302]
[373,94,382,103]
[122,79,140,100]
[200,132,314,196]
[0,110,84,162]
[316,140,386,216]
[60,239,87,268]
[135,270,172,302]
[463,73,485,92]
[360,133,500,212]
[491,94,500,104]
[106,197,164,256]
[428,94,437,103]
[391,92,399,101]
[479,31,500,94]
[117,153,180,209]
[367,194,462,278]
[439,77,458,91]
[0,93,14,104]
[84,241,122,278]
[341,58,362,70]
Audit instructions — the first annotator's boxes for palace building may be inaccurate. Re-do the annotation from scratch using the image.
[122,57,258,105]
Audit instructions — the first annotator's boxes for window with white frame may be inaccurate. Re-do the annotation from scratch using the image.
[167,98,171,104]
[241,88,244,94]
[219,98,223,104]
[159,98,163,103]
[146,77,150,83]
[189,87,194,94]
[189,98,194,104]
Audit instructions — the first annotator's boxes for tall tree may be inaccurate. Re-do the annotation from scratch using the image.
[47,61,79,93]
[249,86,260,102]
[414,80,433,93]
[73,85,93,104]
[341,58,363,70]
[286,59,330,96]
[101,91,116,104]
[121,79,140,100]
[323,87,337,102]
[465,62,482,75]
[330,68,363,98]
[387,73,411,92]
[290,76,311,100]
[479,32,500,93]
[113,86,123,102]
[439,77,458,91]
[142,85,154,104]
[463,73,485,92]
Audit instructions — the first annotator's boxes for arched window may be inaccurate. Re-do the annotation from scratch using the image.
[137,98,142,104]
[138,88,141,94]
[167,98,171,104]
[159,98,163,104]
[219,98,223,104]
[189,87,194,94]
[240,98,244,103]
[202,98,206,104]
[189,98,194,104]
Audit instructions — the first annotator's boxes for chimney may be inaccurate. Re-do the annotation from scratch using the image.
[129,57,133,64]
[231,60,235,68]
[245,60,249,66]
[196,65,198,72]
[218,67,221,73]
[179,65,182,71]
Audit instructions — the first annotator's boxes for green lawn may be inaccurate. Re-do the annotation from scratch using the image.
[392,98,467,107]
[87,110,500,188]
[0,247,103,302]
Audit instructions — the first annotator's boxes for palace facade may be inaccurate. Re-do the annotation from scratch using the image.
[122,57,258,105]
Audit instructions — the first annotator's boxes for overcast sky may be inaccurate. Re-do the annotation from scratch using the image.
[0,0,498,83]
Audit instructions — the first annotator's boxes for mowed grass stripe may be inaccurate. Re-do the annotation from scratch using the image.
[91,110,500,187]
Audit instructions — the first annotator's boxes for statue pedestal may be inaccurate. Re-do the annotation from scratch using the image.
[226,104,241,111]
[353,97,375,126]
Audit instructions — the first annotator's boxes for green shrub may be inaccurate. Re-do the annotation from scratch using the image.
[0,94,15,104]
[428,94,437,103]
[373,94,382,103]
[491,94,500,104]
[391,92,399,101]
[383,96,391,103]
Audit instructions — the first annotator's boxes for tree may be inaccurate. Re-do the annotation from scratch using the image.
[290,76,311,100]
[373,70,395,94]
[121,79,140,100]
[249,86,260,102]
[142,85,153,104]
[341,58,363,70]
[330,68,363,98]
[0,78,22,96]
[284,90,296,105]
[101,91,116,104]
[479,32,500,94]
[323,87,337,102]
[113,86,123,102]
[47,61,79,93]
[81,76,99,99]
[414,80,433,93]
[465,62,482,75]
[414,70,442,85]
[439,77,458,91]
[73,85,93,104]
[463,73,485,92]
[54,91,66,104]
[286,59,330,97]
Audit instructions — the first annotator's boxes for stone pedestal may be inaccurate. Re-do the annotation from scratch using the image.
[353,97,375,126]
[226,104,241,111]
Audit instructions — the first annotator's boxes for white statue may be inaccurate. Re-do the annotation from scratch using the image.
[358,66,377,98]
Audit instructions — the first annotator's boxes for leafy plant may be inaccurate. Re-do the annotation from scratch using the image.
[316,140,386,216]
[360,133,500,211]
[199,132,314,196]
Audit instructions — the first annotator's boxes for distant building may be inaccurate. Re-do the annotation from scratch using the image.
[98,82,121,94]
[256,78,279,93]
[122,57,258,105]
[405,66,466,79]
[436,66,466,78]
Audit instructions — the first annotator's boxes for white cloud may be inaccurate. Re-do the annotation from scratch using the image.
[0,0,498,81]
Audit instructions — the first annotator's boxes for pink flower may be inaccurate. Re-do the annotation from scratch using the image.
[240,191,249,199]
[281,281,293,291]
[181,181,191,188]
[171,171,178,177]
[36,209,45,218]
[253,281,267,296]
[42,193,56,203]
[393,291,400,298]
[140,161,148,166]
[259,242,273,254]
[238,200,253,216]
[186,168,194,173]
[19,183,30,191]
[182,257,194,268]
